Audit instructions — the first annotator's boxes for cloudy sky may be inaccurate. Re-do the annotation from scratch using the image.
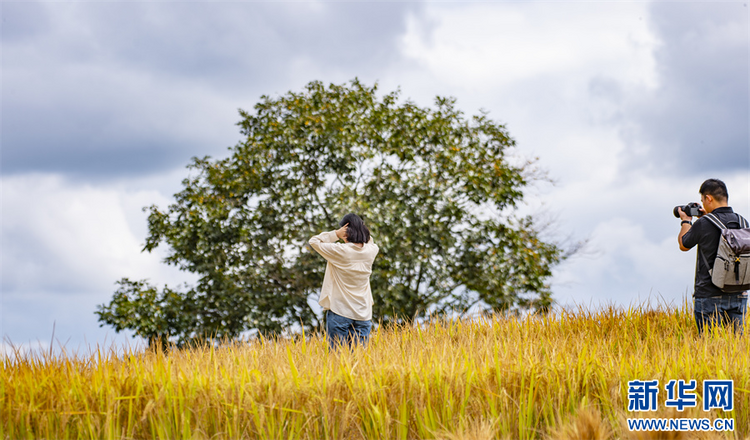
[2,1,748,353]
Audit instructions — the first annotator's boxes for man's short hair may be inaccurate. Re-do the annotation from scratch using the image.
[339,213,370,244]
[699,178,729,202]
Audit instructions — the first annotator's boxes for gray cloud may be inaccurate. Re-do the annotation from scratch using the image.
[1,2,421,180]
[2,291,141,353]
[1,2,51,42]
[611,3,749,175]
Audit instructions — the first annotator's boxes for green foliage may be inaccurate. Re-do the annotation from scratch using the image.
[95,279,198,348]
[96,79,565,347]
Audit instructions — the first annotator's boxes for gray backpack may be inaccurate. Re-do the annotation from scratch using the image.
[700,213,750,293]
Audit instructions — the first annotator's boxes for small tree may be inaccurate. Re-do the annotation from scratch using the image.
[96,79,565,347]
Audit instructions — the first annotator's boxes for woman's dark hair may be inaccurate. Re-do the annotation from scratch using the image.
[699,178,729,202]
[339,213,370,244]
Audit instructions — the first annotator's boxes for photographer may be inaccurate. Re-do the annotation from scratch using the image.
[309,213,379,349]
[678,179,748,334]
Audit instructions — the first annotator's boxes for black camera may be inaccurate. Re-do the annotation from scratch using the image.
[673,202,703,218]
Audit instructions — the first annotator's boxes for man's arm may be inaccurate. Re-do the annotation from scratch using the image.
[678,224,691,251]
[677,207,702,252]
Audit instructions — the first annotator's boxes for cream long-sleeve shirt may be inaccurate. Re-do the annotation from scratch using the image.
[308,230,379,321]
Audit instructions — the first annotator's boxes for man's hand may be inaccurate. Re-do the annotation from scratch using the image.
[335,223,349,241]
[677,207,692,222]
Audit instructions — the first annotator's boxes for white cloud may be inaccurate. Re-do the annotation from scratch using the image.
[547,169,750,308]
[1,173,194,294]
[398,2,658,95]
[1,173,197,346]
[552,217,695,307]
[382,1,661,191]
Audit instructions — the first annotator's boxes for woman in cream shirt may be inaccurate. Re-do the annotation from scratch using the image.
[309,213,379,349]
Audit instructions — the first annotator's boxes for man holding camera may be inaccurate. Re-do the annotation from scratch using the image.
[678,179,748,334]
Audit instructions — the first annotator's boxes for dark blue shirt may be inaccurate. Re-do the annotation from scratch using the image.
[681,206,745,297]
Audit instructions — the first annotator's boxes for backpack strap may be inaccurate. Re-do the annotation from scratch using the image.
[703,213,727,230]
[698,247,712,276]
[697,213,724,275]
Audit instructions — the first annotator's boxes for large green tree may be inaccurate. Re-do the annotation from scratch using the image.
[96,79,565,347]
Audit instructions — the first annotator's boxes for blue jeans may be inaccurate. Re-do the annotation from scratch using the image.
[694,294,748,335]
[326,310,372,349]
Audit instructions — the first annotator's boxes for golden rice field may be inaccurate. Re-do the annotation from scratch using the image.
[2,303,749,440]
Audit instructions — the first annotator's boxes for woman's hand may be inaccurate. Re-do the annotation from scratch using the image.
[335,223,349,241]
